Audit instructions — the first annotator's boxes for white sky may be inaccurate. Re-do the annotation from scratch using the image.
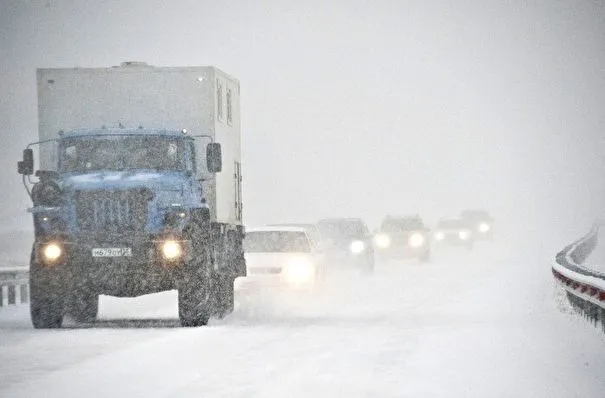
[1,0,604,240]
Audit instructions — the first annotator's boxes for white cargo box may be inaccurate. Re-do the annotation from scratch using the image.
[36,62,242,225]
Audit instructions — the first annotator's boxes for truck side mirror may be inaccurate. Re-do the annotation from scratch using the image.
[206,143,222,173]
[18,149,34,175]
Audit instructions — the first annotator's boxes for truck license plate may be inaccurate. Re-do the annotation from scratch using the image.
[91,248,132,257]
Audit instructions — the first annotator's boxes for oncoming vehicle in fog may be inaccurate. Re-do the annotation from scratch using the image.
[374,215,431,263]
[433,217,475,250]
[316,218,374,273]
[236,226,324,292]
[460,209,494,242]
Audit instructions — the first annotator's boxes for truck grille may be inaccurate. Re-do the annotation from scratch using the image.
[74,189,148,233]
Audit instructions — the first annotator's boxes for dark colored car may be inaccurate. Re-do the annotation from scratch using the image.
[316,218,374,273]
[460,210,494,241]
[374,215,431,263]
[433,217,475,250]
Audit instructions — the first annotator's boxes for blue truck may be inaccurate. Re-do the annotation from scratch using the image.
[17,62,246,328]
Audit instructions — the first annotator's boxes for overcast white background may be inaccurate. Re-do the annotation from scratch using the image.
[1,0,604,244]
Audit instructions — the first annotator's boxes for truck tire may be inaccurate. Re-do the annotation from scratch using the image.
[214,274,235,319]
[419,250,431,264]
[29,250,64,329]
[178,222,213,327]
[68,288,99,323]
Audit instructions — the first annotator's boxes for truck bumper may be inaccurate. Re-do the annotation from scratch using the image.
[34,235,192,297]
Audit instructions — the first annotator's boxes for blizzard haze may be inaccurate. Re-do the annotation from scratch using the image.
[2,1,605,241]
[2,1,605,396]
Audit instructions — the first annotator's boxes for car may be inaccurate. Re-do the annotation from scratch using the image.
[235,226,324,293]
[374,215,431,263]
[433,217,476,250]
[316,218,375,273]
[460,209,494,241]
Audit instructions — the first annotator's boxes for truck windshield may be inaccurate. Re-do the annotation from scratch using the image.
[59,136,187,172]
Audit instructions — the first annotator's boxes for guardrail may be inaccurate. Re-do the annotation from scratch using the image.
[0,266,29,307]
[552,222,605,331]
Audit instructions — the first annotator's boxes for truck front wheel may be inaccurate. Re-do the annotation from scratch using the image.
[30,251,64,329]
[68,288,99,323]
[178,222,213,327]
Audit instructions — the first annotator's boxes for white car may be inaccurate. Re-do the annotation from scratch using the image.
[236,226,324,292]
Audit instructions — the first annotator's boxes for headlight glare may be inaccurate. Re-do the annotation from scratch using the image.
[408,233,425,248]
[478,223,490,233]
[374,234,391,249]
[283,257,315,285]
[435,232,445,241]
[350,240,365,254]
[43,242,62,262]
[459,230,471,240]
[161,240,183,260]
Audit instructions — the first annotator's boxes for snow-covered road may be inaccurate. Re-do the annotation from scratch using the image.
[1,244,604,397]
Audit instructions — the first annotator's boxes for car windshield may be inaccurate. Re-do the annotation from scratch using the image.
[244,231,311,253]
[270,224,320,245]
[317,220,367,240]
[381,218,424,232]
[59,135,187,172]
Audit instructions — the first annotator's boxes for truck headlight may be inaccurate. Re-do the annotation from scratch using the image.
[40,241,63,265]
[478,223,490,233]
[350,240,365,254]
[161,240,183,260]
[459,230,471,240]
[435,232,445,241]
[283,257,315,285]
[408,233,425,248]
[374,234,391,249]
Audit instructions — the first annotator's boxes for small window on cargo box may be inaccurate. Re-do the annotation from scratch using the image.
[226,88,233,125]
[217,79,224,122]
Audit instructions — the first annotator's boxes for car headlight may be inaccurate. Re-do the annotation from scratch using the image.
[435,232,445,241]
[408,233,425,248]
[459,230,471,240]
[374,234,391,249]
[350,240,365,254]
[478,223,490,233]
[161,240,183,260]
[283,257,316,285]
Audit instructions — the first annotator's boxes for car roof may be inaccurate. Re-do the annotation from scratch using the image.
[318,217,365,224]
[246,226,309,233]
[269,223,318,229]
[383,215,423,221]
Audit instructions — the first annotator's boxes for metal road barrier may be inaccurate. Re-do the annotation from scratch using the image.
[0,267,29,307]
[552,221,605,331]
